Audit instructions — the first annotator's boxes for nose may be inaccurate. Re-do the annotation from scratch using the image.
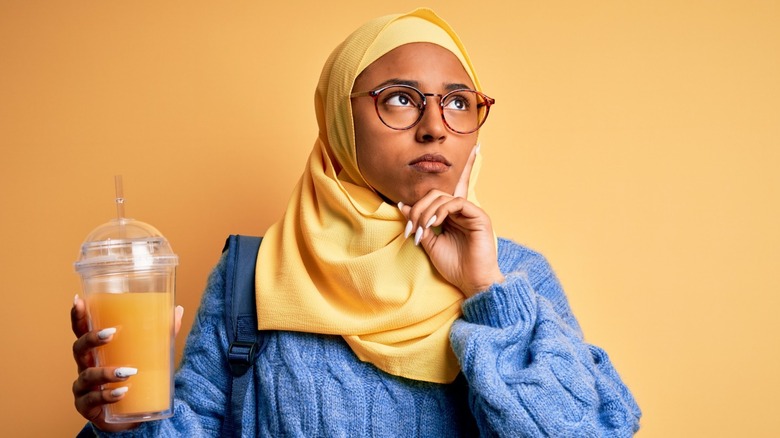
[415,97,447,144]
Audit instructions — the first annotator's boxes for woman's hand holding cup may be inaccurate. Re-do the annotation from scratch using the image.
[70,296,183,432]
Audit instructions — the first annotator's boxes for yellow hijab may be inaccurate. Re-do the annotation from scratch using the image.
[255,7,484,384]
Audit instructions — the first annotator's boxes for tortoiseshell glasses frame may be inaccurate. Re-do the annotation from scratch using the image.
[350,84,495,134]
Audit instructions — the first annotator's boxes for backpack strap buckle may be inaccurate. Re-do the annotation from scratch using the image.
[227,341,257,376]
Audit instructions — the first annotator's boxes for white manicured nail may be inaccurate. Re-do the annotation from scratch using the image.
[73,294,79,306]
[97,328,117,340]
[110,387,129,397]
[425,215,437,229]
[476,143,481,154]
[414,226,423,246]
[115,367,138,378]
[404,221,413,239]
[397,201,404,210]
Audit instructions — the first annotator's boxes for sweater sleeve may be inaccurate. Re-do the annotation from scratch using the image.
[449,239,641,437]
[86,255,234,437]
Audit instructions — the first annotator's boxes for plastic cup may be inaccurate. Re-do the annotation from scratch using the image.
[75,217,178,423]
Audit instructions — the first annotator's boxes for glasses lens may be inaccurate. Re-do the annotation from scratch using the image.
[375,86,425,130]
[441,90,488,134]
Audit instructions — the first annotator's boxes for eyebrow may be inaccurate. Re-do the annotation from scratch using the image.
[373,78,420,88]
[372,78,474,92]
[444,82,472,91]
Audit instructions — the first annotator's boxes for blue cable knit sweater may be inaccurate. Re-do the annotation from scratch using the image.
[87,238,641,437]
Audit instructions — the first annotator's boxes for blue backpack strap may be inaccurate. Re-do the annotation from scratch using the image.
[221,234,263,438]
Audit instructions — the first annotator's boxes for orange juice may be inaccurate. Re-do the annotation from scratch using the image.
[87,292,173,417]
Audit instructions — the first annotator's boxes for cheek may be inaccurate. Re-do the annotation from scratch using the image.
[353,104,394,177]
[354,117,373,176]
[353,106,373,172]
[453,133,479,170]
[356,135,393,185]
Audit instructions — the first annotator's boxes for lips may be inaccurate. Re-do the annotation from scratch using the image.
[408,154,452,173]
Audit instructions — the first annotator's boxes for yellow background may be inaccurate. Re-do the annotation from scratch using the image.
[1,1,778,436]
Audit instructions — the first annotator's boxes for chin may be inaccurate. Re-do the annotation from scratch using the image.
[401,185,455,205]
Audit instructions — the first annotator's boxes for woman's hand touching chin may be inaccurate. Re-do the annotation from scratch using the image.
[398,144,505,297]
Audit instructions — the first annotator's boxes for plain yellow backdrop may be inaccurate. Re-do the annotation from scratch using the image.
[1,1,778,436]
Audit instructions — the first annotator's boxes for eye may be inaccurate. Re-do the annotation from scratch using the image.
[384,92,417,107]
[443,93,471,111]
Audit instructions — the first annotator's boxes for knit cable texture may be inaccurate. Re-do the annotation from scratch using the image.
[86,238,640,437]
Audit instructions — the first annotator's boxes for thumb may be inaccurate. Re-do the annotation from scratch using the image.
[174,305,184,336]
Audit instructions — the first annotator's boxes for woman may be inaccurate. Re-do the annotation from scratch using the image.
[72,8,641,436]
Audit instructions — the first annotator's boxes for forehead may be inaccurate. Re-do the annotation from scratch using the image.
[355,42,474,88]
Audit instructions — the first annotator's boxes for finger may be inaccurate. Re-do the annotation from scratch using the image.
[417,197,466,246]
[409,192,462,245]
[397,201,410,218]
[73,327,116,372]
[405,189,450,222]
[73,367,137,396]
[421,197,491,246]
[413,195,459,245]
[403,190,452,243]
[453,144,479,198]
[396,202,414,239]
[71,294,90,338]
[432,197,484,225]
[174,305,184,337]
[75,386,129,423]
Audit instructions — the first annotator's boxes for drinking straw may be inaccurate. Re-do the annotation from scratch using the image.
[114,175,127,240]
[114,175,125,220]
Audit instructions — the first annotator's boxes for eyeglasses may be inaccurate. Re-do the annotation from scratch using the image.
[350,84,495,134]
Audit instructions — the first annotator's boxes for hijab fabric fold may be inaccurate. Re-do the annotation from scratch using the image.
[255,7,484,384]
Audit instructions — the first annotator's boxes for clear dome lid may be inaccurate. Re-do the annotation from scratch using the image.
[74,217,178,274]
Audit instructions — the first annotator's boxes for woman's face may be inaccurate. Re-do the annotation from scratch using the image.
[352,42,478,205]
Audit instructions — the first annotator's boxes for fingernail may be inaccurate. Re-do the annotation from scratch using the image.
[404,220,413,239]
[414,226,423,246]
[476,143,481,154]
[175,305,184,318]
[397,201,404,210]
[115,367,138,378]
[425,215,437,229]
[73,294,79,307]
[110,387,129,397]
[98,328,117,340]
